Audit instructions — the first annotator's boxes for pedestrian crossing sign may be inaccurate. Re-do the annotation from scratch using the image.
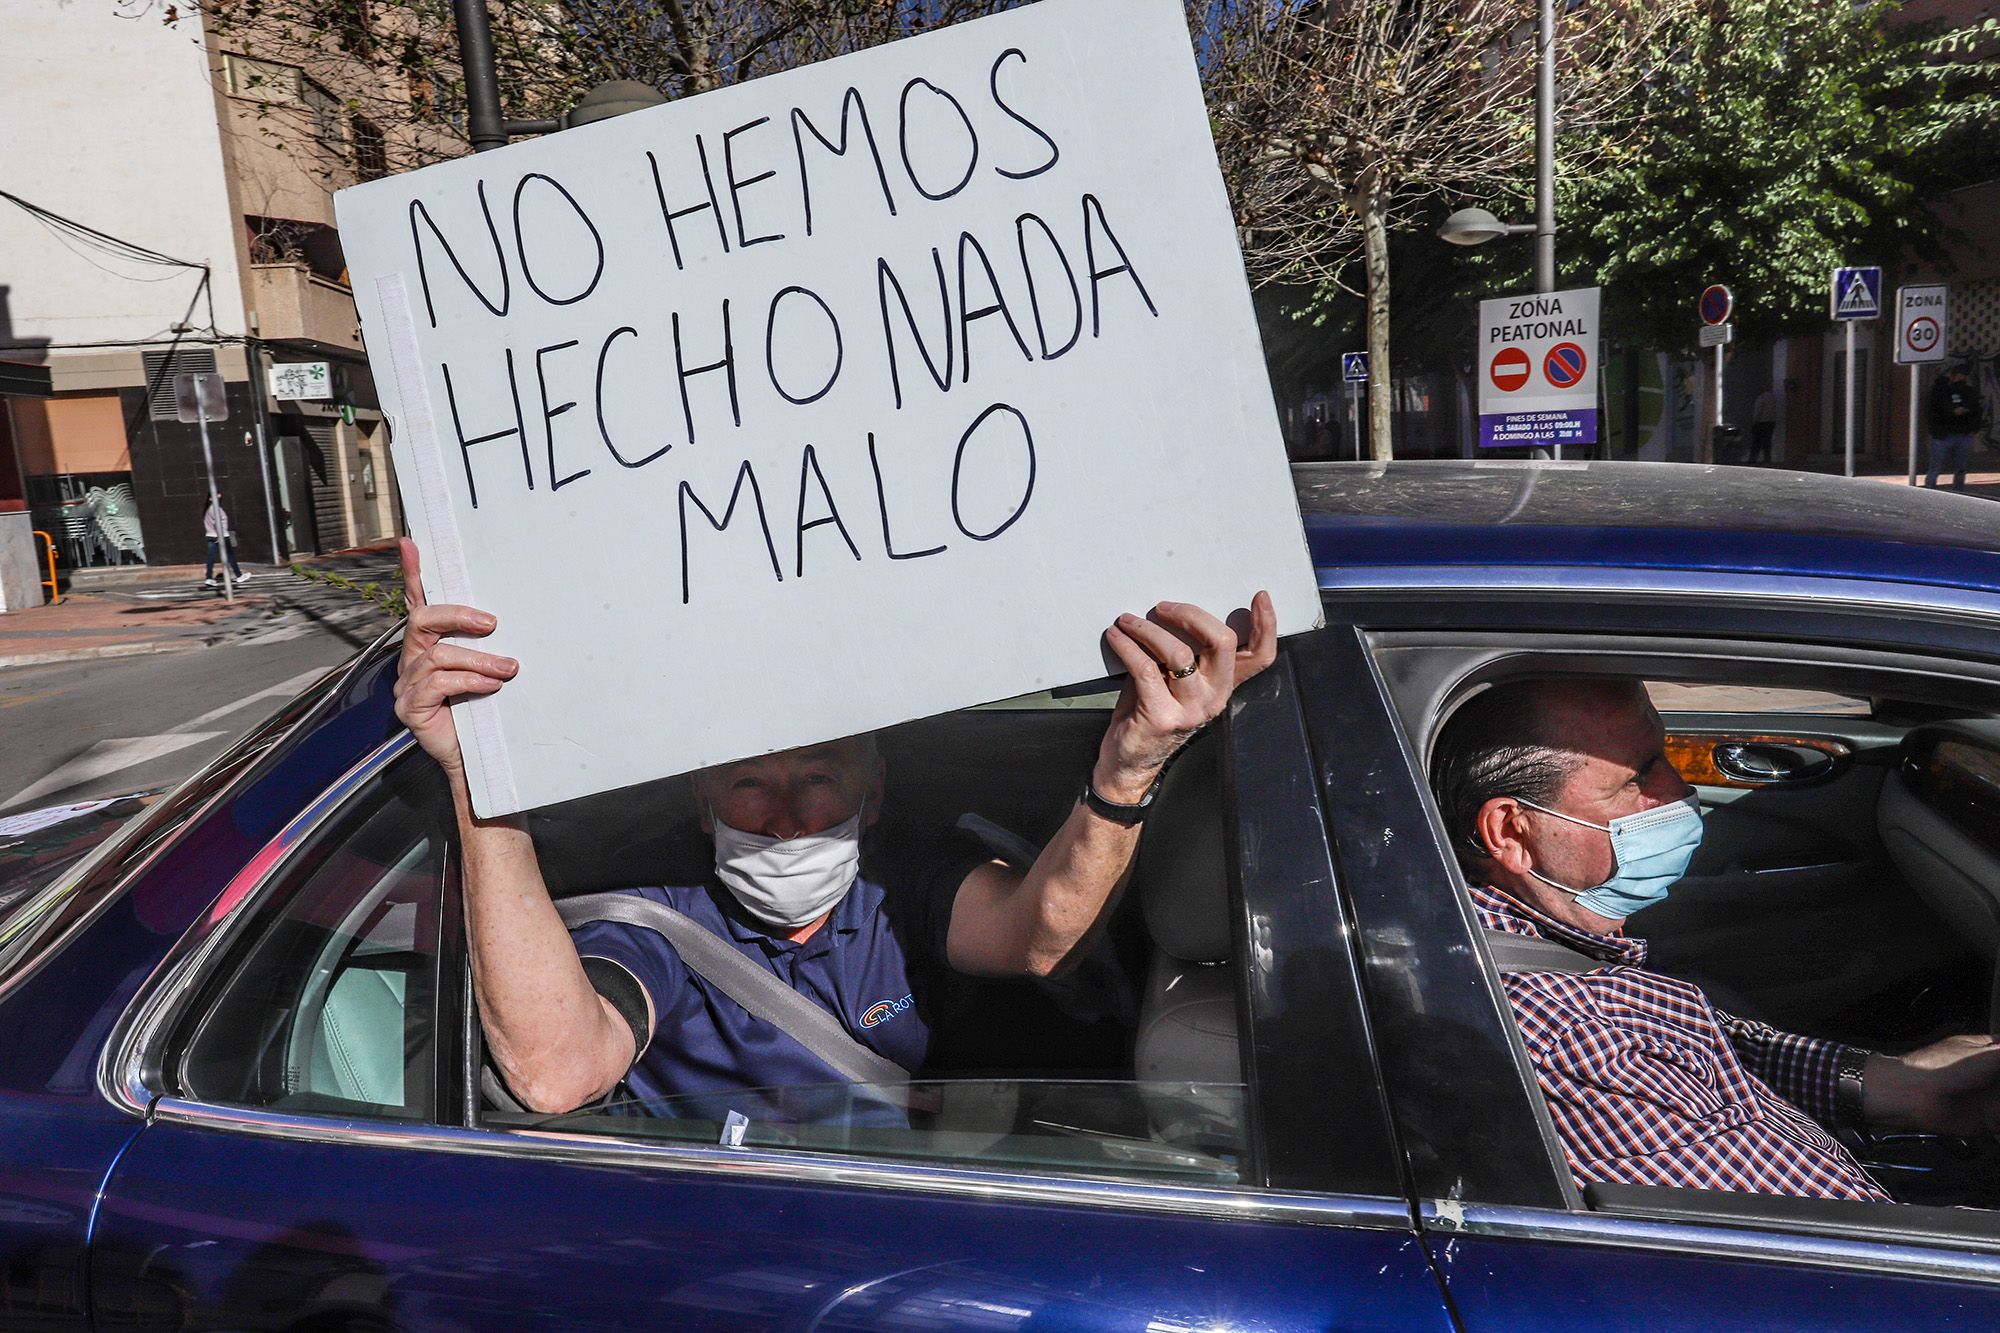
[1830,266,1882,322]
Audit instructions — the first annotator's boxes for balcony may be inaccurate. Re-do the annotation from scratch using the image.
[248,263,362,352]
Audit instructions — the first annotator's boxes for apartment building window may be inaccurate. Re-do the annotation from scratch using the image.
[352,116,388,182]
[221,54,344,148]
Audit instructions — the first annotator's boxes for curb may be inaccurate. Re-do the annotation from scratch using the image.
[0,640,180,670]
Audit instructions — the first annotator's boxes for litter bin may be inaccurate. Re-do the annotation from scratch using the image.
[1712,424,1745,463]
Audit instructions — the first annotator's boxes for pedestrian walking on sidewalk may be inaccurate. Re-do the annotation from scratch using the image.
[203,495,252,588]
[1928,365,1983,491]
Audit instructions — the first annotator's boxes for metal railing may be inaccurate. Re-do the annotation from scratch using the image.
[31,528,58,605]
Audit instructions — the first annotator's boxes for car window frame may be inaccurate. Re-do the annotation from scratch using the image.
[1334,583,2000,1279]
[455,671,1401,1196]
[168,753,453,1121]
[106,686,1418,1236]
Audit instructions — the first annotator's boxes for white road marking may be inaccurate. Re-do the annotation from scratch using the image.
[1,666,331,809]
[168,667,329,733]
[3,733,224,808]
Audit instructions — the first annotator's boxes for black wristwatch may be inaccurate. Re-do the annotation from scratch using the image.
[1081,775,1160,826]
[1835,1046,1871,1128]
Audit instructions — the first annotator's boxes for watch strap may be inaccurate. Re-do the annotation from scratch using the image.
[1081,775,1159,825]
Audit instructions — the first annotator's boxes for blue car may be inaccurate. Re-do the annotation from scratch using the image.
[5,461,2000,1330]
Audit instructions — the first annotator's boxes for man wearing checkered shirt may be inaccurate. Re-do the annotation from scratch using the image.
[1431,679,2000,1202]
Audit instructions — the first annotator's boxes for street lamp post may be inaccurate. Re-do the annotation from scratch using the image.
[1534,0,1555,294]
[453,0,561,151]
[1437,0,1557,294]
[1438,3,1561,458]
[452,1,658,150]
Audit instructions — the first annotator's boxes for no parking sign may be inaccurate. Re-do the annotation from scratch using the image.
[1477,286,1600,450]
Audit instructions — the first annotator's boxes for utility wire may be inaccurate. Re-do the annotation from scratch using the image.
[0,188,220,347]
[0,188,205,271]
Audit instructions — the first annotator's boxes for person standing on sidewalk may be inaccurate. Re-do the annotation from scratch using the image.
[1749,387,1780,464]
[202,494,252,589]
[1927,365,1983,491]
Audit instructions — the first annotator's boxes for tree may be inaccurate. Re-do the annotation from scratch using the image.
[181,0,1685,462]
[1204,0,1680,458]
[1563,1,2000,347]
[188,0,1029,172]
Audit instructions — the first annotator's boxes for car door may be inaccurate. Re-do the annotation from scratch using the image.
[90,681,1454,1331]
[1295,595,2000,1329]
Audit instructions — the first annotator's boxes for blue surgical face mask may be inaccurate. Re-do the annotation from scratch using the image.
[1514,793,1704,920]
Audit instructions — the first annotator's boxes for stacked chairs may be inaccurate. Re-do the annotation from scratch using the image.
[58,500,100,567]
[87,485,148,565]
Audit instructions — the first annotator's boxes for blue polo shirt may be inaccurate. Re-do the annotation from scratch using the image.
[568,829,988,1124]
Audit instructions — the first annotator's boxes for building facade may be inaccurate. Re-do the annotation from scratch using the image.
[0,1,406,579]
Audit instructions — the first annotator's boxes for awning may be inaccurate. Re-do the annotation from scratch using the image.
[0,361,53,397]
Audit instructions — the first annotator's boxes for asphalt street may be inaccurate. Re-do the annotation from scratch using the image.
[0,567,397,817]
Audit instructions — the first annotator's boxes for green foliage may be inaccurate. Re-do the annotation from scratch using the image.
[1563,1,2000,347]
[289,561,408,618]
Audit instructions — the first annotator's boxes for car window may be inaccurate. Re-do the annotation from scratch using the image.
[495,1078,1246,1185]
[174,755,448,1122]
[481,703,1250,1187]
[1431,660,2000,1214]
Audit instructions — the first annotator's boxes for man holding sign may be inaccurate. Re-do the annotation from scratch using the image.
[395,539,1274,1116]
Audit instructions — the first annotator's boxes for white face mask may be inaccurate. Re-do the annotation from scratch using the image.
[711,805,864,929]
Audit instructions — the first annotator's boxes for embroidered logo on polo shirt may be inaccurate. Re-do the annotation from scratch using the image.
[861,994,914,1028]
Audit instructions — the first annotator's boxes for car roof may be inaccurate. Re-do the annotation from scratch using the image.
[1297,461,2000,596]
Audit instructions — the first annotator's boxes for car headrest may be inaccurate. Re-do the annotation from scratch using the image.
[1135,730,1231,963]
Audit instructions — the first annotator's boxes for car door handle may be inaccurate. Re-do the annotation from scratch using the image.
[1712,742,1839,786]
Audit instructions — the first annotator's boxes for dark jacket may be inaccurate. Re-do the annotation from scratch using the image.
[1930,375,1983,438]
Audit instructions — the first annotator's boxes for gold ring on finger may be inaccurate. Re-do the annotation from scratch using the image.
[1165,660,1199,680]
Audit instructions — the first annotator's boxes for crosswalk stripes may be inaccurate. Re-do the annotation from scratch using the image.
[119,570,311,602]
[0,666,330,810]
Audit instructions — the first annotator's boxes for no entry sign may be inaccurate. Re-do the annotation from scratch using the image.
[1478,286,1600,450]
[1490,347,1530,392]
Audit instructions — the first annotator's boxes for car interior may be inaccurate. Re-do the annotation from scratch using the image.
[494,699,1246,1183]
[165,627,2000,1211]
[1390,635,2000,1211]
[166,692,1248,1188]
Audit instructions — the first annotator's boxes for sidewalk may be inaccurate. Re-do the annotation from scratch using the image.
[0,543,399,670]
[1852,465,2000,503]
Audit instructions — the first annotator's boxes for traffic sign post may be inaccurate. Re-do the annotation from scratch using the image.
[1477,286,1600,458]
[174,371,234,602]
[1830,266,1883,479]
[1700,289,1734,440]
[1896,284,1949,485]
[1341,353,1369,459]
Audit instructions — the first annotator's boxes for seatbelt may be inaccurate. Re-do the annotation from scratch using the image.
[1482,928,1603,974]
[556,892,927,1109]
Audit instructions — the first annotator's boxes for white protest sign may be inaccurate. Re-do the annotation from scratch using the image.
[335,0,1320,817]
[1895,285,1947,365]
[1477,286,1600,450]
